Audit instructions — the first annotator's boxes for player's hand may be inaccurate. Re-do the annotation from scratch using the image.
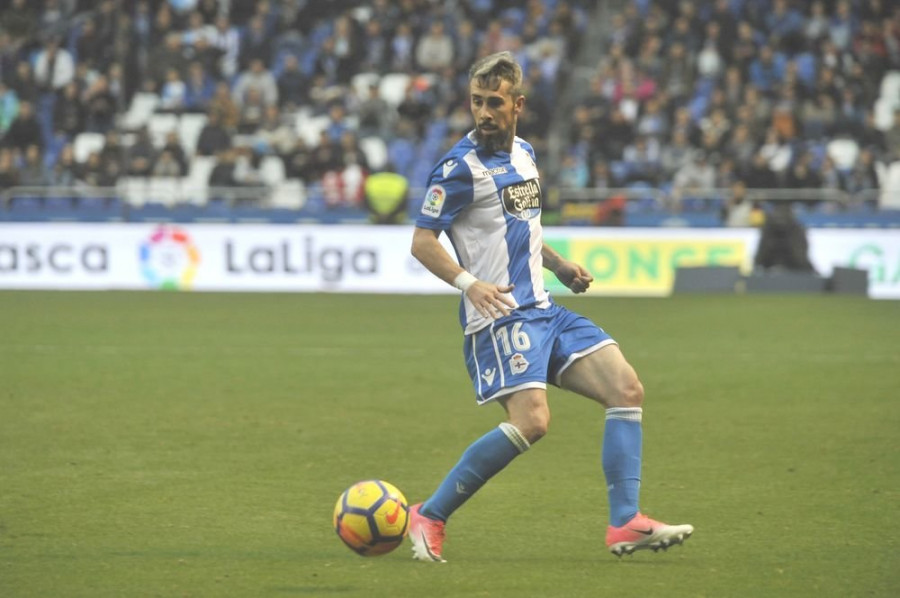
[555,261,593,294]
[466,282,516,319]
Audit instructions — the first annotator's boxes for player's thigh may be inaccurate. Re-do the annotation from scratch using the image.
[558,343,643,408]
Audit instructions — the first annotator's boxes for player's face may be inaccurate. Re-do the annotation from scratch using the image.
[470,78,524,153]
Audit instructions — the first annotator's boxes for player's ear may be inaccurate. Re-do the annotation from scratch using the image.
[514,94,525,114]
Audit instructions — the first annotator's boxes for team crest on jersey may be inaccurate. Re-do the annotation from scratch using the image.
[421,184,446,217]
[510,353,529,374]
[501,178,541,220]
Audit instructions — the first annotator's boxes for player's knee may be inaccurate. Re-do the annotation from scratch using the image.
[615,377,644,408]
[513,410,550,444]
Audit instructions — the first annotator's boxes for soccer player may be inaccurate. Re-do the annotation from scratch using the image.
[408,51,693,562]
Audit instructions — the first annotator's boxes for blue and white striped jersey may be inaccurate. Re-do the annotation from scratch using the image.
[415,131,552,334]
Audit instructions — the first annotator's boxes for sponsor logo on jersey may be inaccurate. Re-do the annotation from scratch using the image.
[421,184,447,217]
[443,159,459,178]
[501,179,541,220]
[477,166,508,177]
[510,352,529,374]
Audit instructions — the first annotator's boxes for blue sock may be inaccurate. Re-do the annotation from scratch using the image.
[421,423,530,522]
[602,407,643,527]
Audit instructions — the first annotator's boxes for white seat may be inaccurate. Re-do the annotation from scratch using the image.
[178,113,208,157]
[378,72,411,107]
[296,114,331,147]
[873,97,897,132]
[147,113,180,148]
[826,138,859,170]
[120,92,160,130]
[359,136,388,171]
[181,156,216,205]
[879,71,900,103]
[116,176,148,206]
[269,178,306,209]
[147,177,182,206]
[260,155,286,186]
[73,132,105,163]
[351,72,381,99]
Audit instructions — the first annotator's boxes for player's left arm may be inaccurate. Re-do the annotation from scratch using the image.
[541,243,593,294]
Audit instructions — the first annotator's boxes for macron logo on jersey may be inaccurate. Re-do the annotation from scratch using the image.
[421,184,447,218]
[443,159,458,178]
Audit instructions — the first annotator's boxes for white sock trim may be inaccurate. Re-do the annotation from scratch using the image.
[605,407,643,422]
[499,422,531,453]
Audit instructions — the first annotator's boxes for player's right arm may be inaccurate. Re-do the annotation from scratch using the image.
[411,227,516,319]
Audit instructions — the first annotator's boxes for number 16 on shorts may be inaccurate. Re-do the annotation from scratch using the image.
[465,319,547,404]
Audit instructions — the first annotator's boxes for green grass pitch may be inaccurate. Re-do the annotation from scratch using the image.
[1,291,898,597]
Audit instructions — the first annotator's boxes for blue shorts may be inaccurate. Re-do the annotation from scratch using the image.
[463,302,617,405]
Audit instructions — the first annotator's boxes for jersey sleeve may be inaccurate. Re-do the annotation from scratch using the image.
[414,157,473,231]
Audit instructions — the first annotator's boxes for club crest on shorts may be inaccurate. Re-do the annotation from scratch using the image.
[510,352,529,374]
[501,179,541,220]
[421,185,446,217]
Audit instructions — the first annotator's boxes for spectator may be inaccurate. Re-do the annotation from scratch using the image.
[159,68,188,113]
[674,149,716,194]
[125,126,157,176]
[20,144,48,186]
[33,37,75,94]
[83,75,117,134]
[208,81,239,130]
[2,100,42,152]
[47,143,77,186]
[232,58,278,108]
[195,111,232,157]
[754,203,817,272]
[238,15,273,71]
[148,33,188,90]
[159,130,188,176]
[722,180,760,227]
[236,86,267,134]
[9,61,39,104]
[151,149,184,177]
[183,61,216,113]
[208,147,240,187]
[416,20,455,73]
[0,147,20,189]
[357,83,394,139]
[0,82,19,135]
[276,54,308,111]
[254,104,295,156]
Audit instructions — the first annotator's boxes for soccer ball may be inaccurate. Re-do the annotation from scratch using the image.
[333,480,409,556]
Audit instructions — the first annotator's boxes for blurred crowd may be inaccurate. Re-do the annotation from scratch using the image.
[566,0,900,217]
[0,0,587,209]
[0,0,897,217]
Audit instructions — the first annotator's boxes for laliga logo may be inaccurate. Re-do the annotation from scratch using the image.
[139,225,201,290]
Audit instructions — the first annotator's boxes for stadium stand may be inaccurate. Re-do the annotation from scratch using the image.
[0,0,897,228]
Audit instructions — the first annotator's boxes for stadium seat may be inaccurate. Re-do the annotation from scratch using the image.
[879,70,900,103]
[146,177,182,207]
[182,156,215,205]
[120,92,161,131]
[359,136,388,171]
[296,112,330,147]
[147,113,179,148]
[873,97,897,131]
[826,139,859,171]
[73,132,105,163]
[260,155,286,186]
[178,113,208,157]
[378,73,411,107]
[117,177,148,206]
[269,178,306,209]
[351,72,381,99]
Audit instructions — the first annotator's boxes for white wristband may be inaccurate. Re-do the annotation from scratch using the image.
[453,271,478,293]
